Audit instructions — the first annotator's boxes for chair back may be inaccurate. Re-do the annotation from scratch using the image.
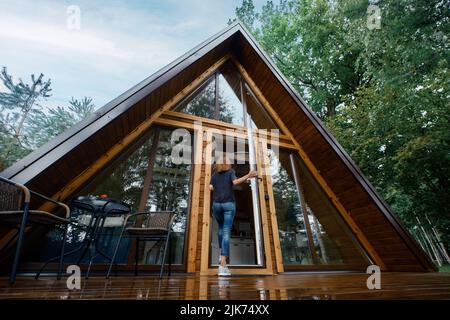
[0,180,22,211]
[140,211,176,231]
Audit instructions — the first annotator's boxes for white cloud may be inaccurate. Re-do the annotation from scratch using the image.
[0,16,132,61]
[0,0,245,107]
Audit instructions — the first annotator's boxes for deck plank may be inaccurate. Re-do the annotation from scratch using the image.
[1,272,450,300]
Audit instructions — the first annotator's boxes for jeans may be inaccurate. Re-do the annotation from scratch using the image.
[212,201,236,257]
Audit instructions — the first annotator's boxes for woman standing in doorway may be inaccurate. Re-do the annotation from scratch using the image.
[209,155,258,276]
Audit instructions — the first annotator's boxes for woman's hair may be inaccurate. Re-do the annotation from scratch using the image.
[215,154,232,173]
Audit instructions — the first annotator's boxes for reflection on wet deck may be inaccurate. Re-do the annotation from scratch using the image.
[1,272,449,300]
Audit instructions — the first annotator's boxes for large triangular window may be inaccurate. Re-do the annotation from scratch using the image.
[172,60,280,130]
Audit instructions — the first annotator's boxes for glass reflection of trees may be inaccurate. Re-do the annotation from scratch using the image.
[148,131,186,209]
[175,79,215,119]
[141,128,191,264]
[217,73,243,125]
[29,126,192,266]
[268,149,313,265]
[269,148,369,267]
[173,61,247,126]
[173,60,280,130]
[174,76,236,125]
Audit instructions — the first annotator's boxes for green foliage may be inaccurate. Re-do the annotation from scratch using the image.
[439,264,450,273]
[175,76,236,124]
[0,67,52,169]
[27,97,95,147]
[235,0,450,252]
[236,0,372,118]
[0,66,94,170]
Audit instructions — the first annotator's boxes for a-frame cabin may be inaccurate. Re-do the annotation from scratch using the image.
[0,21,436,275]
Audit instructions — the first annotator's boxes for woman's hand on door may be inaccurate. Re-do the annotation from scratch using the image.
[247,170,258,179]
[233,170,258,185]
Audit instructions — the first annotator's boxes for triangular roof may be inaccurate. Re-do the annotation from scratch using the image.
[1,21,435,272]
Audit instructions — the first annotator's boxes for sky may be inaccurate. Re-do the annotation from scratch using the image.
[0,0,266,109]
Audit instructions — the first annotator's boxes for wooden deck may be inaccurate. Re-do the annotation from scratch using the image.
[1,272,449,299]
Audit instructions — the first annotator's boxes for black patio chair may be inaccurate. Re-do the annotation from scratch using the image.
[0,176,71,285]
[106,211,175,279]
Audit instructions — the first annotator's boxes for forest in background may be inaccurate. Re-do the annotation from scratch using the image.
[0,0,448,265]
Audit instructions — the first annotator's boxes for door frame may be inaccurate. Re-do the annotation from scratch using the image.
[199,128,274,275]
[157,112,292,275]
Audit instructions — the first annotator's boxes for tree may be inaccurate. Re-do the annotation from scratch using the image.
[28,97,95,147]
[175,77,234,123]
[0,67,52,169]
[0,67,96,171]
[234,0,371,118]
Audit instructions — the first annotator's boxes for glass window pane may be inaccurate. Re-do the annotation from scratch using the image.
[26,126,192,267]
[173,78,215,119]
[268,148,369,267]
[293,156,369,266]
[139,128,192,265]
[172,60,246,127]
[268,148,313,265]
[244,85,279,130]
[172,60,279,130]
[217,64,244,125]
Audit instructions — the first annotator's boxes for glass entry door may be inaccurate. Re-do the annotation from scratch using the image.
[209,134,265,267]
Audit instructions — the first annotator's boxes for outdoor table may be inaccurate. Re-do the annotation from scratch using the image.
[70,195,131,278]
[34,195,131,280]
[36,196,131,278]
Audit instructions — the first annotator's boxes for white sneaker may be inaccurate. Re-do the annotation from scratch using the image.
[223,266,231,276]
[218,265,231,277]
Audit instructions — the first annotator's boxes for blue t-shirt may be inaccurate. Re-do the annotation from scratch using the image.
[210,169,237,203]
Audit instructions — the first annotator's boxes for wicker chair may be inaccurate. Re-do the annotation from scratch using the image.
[0,176,71,285]
[106,211,176,279]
